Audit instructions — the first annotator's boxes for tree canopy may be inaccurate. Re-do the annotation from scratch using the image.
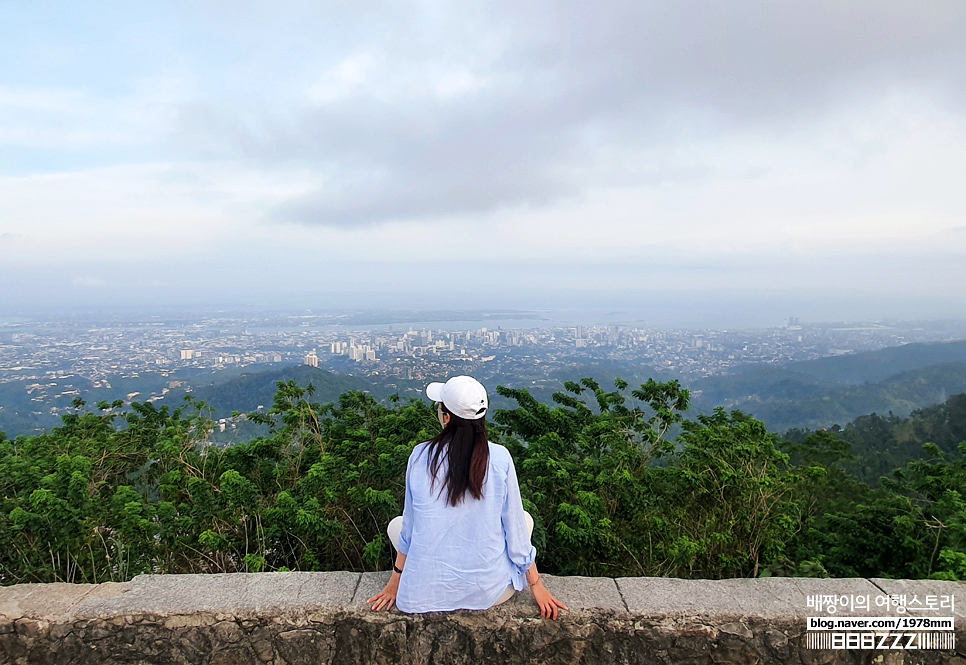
[1,380,964,585]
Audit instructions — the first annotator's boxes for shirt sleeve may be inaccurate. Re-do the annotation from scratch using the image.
[397,450,416,556]
[502,453,536,591]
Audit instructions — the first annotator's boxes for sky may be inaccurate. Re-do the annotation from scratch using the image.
[1,1,965,326]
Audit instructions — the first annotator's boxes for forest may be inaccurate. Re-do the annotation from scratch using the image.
[1,378,964,586]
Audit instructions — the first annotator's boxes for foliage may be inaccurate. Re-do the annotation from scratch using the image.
[0,388,437,584]
[492,378,690,576]
[653,409,798,578]
[1,379,964,585]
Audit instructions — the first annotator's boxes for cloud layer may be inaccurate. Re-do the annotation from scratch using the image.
[1,0,965,322]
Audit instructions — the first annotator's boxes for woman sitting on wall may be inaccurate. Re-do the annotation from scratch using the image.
[367,375,567,619]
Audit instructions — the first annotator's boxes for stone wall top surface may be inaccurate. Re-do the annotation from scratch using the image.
[1,572,962,624]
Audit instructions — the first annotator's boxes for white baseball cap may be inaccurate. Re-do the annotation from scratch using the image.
[425,375,488,420]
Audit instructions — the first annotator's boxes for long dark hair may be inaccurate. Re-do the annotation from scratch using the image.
[427,403,489,506]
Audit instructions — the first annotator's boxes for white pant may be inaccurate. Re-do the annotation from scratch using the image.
[387,511,534,606]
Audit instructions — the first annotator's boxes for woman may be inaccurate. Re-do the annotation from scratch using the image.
[367,375,567,619]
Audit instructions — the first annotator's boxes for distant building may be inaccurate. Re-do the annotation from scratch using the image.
[305,350,319,367]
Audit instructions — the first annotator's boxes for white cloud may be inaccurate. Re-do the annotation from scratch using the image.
[306,52,378,104]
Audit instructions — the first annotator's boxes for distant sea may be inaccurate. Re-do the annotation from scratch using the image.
[244,308,653,334]
[10,302,966,332]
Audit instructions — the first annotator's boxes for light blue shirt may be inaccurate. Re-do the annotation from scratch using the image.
[395,441,537,613]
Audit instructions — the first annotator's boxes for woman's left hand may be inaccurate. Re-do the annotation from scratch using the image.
[367,574,400,611]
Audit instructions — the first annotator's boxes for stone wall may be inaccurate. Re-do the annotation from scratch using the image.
[1,572,963,664]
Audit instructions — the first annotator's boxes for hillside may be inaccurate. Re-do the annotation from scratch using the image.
[163,364,395,414]
[784,339,966,385]
[840,393,966,480]
[684,339,966,432]
[697,362,966,433]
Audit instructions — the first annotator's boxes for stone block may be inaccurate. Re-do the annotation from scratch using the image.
[532,575,626,613]
[75,571,361,620]
[616,576,881,619]
[275,627,336,665]
[869,578,966,645]
[0,582,106,623]
[353,571,394,610]
[0,584,42,622]
[868,579,965,621]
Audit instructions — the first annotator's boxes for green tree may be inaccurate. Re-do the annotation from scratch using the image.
[494,378,690,576]
[655,409,797,578]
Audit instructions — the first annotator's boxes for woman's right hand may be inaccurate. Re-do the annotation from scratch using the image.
[367,573,400,611]
[531,580,568,620]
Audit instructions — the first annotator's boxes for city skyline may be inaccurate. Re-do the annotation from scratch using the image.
[4,307,966,438]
